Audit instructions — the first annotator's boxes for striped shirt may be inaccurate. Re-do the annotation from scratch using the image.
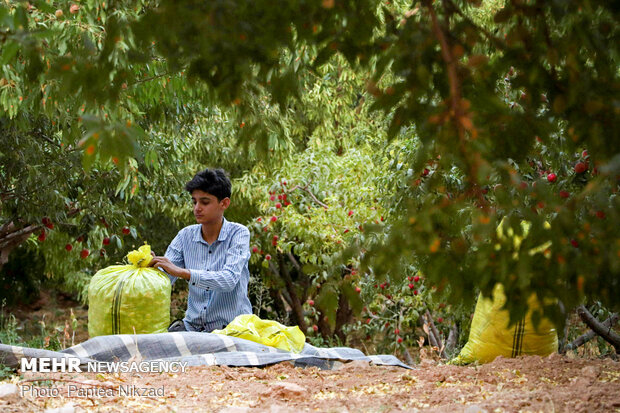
[164,217,252,332]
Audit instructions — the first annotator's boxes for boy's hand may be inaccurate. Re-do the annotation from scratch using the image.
[150,256,191,280]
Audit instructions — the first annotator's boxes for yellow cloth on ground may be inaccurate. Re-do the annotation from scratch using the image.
[213,314,306,353]
[88,244,171,337]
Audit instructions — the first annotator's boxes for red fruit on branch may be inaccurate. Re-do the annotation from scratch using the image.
[307,299,314,306]
[408,283,414,289]
[413,290,418,295]
[100,248,106,257]
[270,195,276,201]
[574,162,588,174]
[80,249,90,259]
[312,325,318,332]
[265,254,271,261]
[413,275,420,282]
[65,243,73,252]
[394,328,400,335]
[281,180,287,186]
[122,227,130,235]
[596,211,606,219]
[348,210,354,217]
[270,216,277,222]
[582,150,589,159]
[69,4,80,14]
[422,168,429,176]
[437,317,443,323]
[102,237,110,246]
[257,217,262,222]
[570,239,579,248]
[547,173,557,183]
[355,286,361,293]
[55,9,63,18]
[77,236,84,243]
[397,337,403,343]
[42,217,54,229]
[275,203,282,209]
[251,246,259,253]
[38,231,46,242]
[559,190,570,198]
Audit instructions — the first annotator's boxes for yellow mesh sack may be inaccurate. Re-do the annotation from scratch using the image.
[450,283,558,365]
[213,314,306,353]
[88,244,171,337]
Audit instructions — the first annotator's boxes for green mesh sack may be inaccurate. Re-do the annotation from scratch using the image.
[88,244,171,337]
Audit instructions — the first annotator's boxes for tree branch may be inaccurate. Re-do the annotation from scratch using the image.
[576,305,620,354]
[291,184,328,209]
[0,224,41,250]
[423,310,447,359]
[286,251,303,273]
[424,0,484,205]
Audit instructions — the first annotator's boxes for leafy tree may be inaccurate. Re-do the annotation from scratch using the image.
[1,0,618,348]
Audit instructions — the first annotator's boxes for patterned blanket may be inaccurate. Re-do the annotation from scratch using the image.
[0,332,411,370]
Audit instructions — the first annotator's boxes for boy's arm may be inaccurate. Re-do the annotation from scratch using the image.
[188,227,250,292]
[151,232,189,284]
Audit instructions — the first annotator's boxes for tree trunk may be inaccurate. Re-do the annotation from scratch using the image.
[334,292,353,344]
[272,255,307,332]
[576,305,620,354]
[445,323,459,354]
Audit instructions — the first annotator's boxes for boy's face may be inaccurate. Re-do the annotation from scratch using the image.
[191,190,229,225]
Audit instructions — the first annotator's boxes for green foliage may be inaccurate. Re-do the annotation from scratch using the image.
[1,0,618,352]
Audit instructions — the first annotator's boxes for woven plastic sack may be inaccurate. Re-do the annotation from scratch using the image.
[450,283,558,365]
[88,244,171,337]
[213,314,306,353]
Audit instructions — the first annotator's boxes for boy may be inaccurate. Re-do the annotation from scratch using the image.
[149,168,252,332]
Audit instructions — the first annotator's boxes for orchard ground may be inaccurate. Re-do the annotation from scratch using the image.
[3,353,620,412]
[2,291,620,412]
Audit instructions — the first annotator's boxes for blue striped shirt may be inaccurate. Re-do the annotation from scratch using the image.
[164,217,252,332]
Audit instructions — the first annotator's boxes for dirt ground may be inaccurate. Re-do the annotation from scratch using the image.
[0,352,618,412]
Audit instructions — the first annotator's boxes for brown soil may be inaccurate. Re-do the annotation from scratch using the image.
[2,353,619,412]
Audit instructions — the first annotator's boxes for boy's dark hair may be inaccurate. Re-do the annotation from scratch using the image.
[185,168,231,201]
